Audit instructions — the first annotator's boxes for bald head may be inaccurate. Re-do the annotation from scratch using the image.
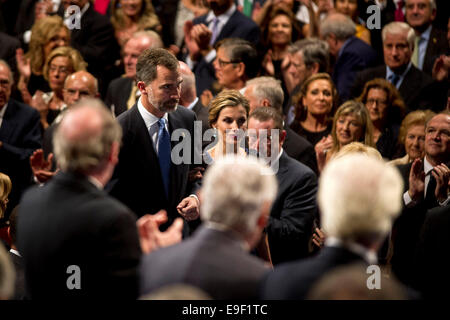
[63,71,98,106]
[178,61,197,106]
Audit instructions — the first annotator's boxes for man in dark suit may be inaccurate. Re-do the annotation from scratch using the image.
[106,48,201,231]
[0,32,20,77]
[0,61,41,218]
[17,99,184,299]
[105,31,164,117]
[351,21,442,112]
[244,76,318,175]
[248,107,318,265]
[321,13,378,102]
[414,204,450,299]
[61,0,120,95]
[178,61,210,135]
[261,153,404,299]
[140,155,277,299]
[405,0,449,75]
[184,0,260,95]
[391,111,450,286]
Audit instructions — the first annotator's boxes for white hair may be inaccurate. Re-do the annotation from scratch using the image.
[318,154,403,243]
[405,0,436,11]
[245,76,284,110]
[200,155,277,236]
[382,22,416,51]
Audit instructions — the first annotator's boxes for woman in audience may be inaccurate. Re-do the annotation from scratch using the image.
[205,90,250,163]
[16,16,70,105]
[290,73,338,147]
[389,110,436,166]
[315,100,374,172]
[111,0,161,47]
[357,78,405,159]
[30,46,87,131]
[334,0,371,45]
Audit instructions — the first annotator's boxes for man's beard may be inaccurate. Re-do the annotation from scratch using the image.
[148,90,178,113]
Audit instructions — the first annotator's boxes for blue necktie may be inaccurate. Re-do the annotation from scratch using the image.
[210,17,219,45]
[157,118,171,197]
[389,74,400,87]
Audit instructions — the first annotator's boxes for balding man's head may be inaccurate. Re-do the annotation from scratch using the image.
[53,98,122,177]
[178,61,196,106]
[63,71,98,106]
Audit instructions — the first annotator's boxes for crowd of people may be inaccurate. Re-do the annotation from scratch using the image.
[0,0,449,300]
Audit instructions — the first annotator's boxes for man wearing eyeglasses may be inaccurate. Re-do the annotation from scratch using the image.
[183,0,260,95]
[0,60,41,219]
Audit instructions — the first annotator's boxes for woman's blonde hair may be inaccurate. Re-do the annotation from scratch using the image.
[0,172,12,219]
[111,0,161,33]
[27,15,70,75]
[208,90,250,127]
[43,46,87,82]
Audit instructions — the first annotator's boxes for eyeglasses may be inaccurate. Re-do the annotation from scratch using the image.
[366,99,387,106]
[216,58,240,68]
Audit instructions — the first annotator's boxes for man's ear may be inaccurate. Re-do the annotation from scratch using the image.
[309,62,320,74]
[279,129,287,147]
[137,81,147,95]
[236,62,245,78]
[261,98,271,107]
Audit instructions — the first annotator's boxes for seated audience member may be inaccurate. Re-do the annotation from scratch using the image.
[205,90,249,162]
[30,46,87,130]
[315,100,374,173]
[6,206,26,300]
[357,78,406,159]
[110,0,161,47]
[283,38,330,118]
[290,73,338,147]
[248,107,318,265]
[184,0,260,95]
[307,263,407,300]
[391,111,450,287]
[390,109,436,166]
[18,99,183,299]
[140,155,277,299]
[320,13,378,102]
[0,61,41,218]
[105,30,163,117]
[405,0,448,76]
[415,203,450,299]
[261,153,404,299]
[0,242,14,300]
[334,0,371,45]
[0,172,12,247]
[351,22,441,112]
[178,61,210,135]
[16,15,70,104]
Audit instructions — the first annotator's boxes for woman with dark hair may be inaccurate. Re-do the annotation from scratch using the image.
[357,78,406,159]
[290,73,338,146]
[111,0,161,47]
[334,0,371,45]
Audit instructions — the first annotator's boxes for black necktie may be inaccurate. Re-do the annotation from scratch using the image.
[425,173,437,206]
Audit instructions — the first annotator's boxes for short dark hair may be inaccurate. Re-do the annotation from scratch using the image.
[136,48,179,84]
[249,107,284,131]
[216,38,259,80]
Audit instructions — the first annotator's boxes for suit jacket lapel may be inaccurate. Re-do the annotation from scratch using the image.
[0,102,18,142]
[216,10,239,43]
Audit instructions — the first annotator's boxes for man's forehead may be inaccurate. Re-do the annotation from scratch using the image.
[428,114,450,127]
[0,65,11,79]
[155,66,181,80]
[249,117,275,129]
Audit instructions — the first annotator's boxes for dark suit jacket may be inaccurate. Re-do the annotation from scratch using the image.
[106,104,200,226]
[17,171,141,299]
[0,99,41,216]
[332,36,378,102]
[268,152,318,265]
[9,251,26,300]
[139,226,270,299]
[192,9,260,94]
[422,27,449,76]
[283,126,318,175]
[414,204,450,299]
[391,161,441,286]
[261,246,367,299]
[190,99,210,135]
[350,64,440,112]
[104,77,134,117]
[0,32,20,76]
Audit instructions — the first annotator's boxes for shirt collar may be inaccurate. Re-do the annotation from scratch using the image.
[325,237,378,265]
[87,176,103,190]
[386,61,412,78]
[0,102,7,118]
[9,249,21,257]
[185,97,199,111]
[206,4,236,24]
[424,156,434,175]
[137,97,168,130]
[420,24,432,41]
